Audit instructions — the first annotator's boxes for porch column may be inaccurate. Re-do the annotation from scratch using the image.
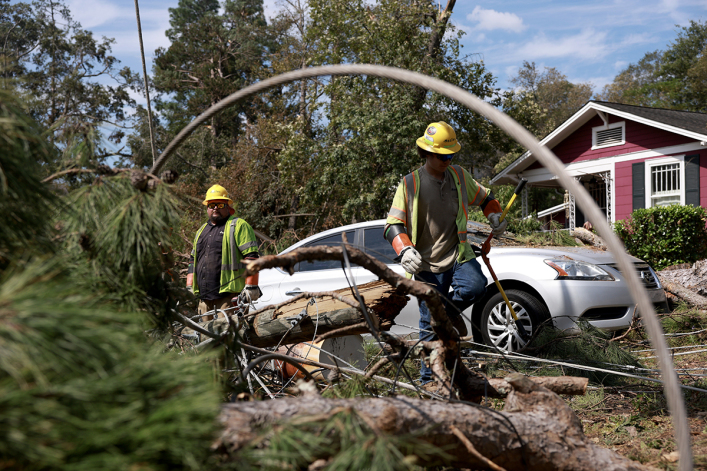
[521,185,529,218]
[599,171,612,224]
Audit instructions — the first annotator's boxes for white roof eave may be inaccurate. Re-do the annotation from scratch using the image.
[490,102,707,186]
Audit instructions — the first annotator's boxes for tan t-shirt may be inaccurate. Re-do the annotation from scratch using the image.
[416,167,460,273]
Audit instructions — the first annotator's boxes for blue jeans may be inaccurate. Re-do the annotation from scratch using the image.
[415,258,487,383]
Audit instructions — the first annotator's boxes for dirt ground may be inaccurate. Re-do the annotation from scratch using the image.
[548,307,707,470]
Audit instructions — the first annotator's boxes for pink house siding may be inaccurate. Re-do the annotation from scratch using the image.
[615,151,707,221]
[553,116,693,164]
[526,116,694,171]
[615,158,648,221]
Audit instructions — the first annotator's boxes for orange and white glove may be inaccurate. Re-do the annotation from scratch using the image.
[242,273,261,303]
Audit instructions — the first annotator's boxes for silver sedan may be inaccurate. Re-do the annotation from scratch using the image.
[251,220,667,352]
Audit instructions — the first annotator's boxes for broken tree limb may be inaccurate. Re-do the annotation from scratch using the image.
[245,280,406,348]
[572,227,606,248]
[656,274,707,309]
[244,245,484,399]
[215,374,650,471]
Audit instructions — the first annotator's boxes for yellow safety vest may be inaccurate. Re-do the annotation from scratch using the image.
[386,165,489,275]
[191,216,258,296]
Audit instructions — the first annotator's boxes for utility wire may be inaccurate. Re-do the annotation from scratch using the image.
[133,0,158,165]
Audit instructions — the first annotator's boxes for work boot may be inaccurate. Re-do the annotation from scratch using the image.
[451,315,468,337]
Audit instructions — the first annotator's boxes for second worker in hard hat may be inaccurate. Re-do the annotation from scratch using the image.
[186,184,261,321]
[384,121,507,386]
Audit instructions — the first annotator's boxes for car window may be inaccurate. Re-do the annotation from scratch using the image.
[363,227,398,265]
[295,230,356,272]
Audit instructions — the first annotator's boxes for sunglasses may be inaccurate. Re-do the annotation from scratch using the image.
[207,202,226,210]
[435,153,454,162]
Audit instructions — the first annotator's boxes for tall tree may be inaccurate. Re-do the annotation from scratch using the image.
[152,0,271,169]
[599,20,707,112]
[0,0,139,182]
[288,0,501,224]
[509,61,593,138]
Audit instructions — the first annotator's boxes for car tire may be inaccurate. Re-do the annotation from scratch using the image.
[480,289,551,353]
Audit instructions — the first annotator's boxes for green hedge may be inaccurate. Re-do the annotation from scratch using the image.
[614,205,707,270]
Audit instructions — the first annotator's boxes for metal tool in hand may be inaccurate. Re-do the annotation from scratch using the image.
[480,179,530,341]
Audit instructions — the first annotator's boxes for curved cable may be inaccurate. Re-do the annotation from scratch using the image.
[151,64,690,470]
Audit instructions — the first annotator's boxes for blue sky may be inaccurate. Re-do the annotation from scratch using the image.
[66,0,707,104]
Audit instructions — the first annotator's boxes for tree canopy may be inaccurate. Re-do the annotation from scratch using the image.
[599,20,707,112]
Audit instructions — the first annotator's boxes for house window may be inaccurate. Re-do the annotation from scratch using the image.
[644,157,684,207]
[592,121,625,149]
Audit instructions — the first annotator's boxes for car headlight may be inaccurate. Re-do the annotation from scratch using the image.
[544,259,615,281]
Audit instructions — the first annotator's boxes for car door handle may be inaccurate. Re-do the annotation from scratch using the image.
[285,288,303,296]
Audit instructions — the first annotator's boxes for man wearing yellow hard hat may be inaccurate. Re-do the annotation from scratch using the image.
[384,122,506,386]
[186,184,261,321]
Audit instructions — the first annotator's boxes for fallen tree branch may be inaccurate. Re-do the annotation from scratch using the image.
[656,274,707,309]
[244,244,483,399]
[450,424,507,471]
[215,374,649,470]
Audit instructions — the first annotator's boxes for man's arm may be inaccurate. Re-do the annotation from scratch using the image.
[235,220,262,301]
[465,170,507,236]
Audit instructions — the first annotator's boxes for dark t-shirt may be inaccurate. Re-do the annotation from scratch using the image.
[195,219,229,301]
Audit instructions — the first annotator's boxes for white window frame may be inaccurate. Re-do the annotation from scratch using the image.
[591,121,625,150]
[644,155,685,208]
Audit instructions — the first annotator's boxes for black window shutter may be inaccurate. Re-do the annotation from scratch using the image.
[685,154,700,207]
[632,162,645,210]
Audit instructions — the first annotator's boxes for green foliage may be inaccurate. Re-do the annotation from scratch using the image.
[0,263,222,470]
[532,320,642,385]
[239,409,449,471]
[0,86,225,470]
[58,175,187,318]
[614,204,707,270]
[507,61,593,138]
[0,89,57,268]
[517,220,578,246]
[1,0,139,184]
[152,0,270,145]
[600,20,707,112]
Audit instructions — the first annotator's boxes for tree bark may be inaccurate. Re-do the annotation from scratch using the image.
[657,273,707,309]
[411,0,457,111]
[572,227,606,248]
[214,374,652,471]
[243,280,407,348]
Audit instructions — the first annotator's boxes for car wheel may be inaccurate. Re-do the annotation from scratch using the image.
[480,289,551,353]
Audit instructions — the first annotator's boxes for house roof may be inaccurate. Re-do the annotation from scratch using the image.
[490,101,707,185]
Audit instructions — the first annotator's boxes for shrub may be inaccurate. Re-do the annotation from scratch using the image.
[614,205,707,270]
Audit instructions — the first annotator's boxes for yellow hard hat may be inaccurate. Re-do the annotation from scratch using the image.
[203,184,233,205]
[416,121,461,155]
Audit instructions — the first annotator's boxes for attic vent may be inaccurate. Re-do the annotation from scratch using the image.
[596,127,623,146]
[592,121,625,149]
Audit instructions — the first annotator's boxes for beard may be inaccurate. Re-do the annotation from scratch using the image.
[209,212,228,224]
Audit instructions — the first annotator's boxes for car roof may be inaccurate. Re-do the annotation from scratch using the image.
[280,219,386,254]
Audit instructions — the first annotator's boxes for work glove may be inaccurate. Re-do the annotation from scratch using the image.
[400,246,422,274]
[242,284,263,303]
[487,212,508,236]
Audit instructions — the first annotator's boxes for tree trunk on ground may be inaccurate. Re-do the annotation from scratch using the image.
[657,273,707,309]
[244,280,407,348]
[214,374,654,471]
[573,227,606,248]
[658,260,707,297]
